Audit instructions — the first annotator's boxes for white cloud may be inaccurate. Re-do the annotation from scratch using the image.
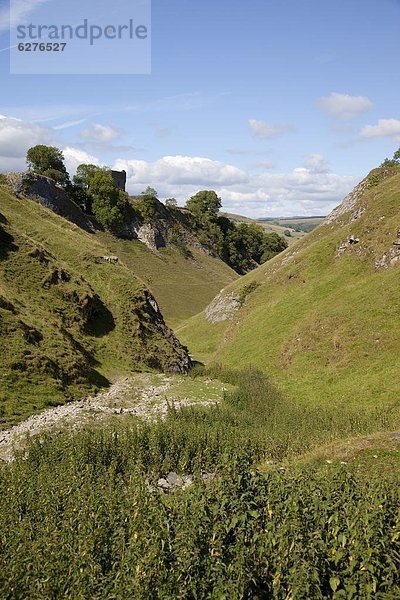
[219,159,357,217]
[80,123,120,143]
[0,111,359,218]
[62,146,101,176]
[0,114,53,170]
[248,119,293,139]
[114,153,357,218]
[318,92,373,120]
[360,118,400,141]
[302,153,330,174]
[0,0,51,33]
[114,156,248,190]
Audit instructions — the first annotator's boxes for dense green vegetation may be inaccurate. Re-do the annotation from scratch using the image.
[71,164,129,230]
[185,191,288,273]
[87,170,128,231]
[133,189,163,222]
[0,368,398,598]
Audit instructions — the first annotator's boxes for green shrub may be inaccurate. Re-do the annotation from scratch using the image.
[42,168,69,185]
[134,194,161,222]
[238,280,260,306]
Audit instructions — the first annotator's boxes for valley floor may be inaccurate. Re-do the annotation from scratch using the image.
[0,373,230,463]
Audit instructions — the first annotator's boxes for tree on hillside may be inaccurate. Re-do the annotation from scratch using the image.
[197,220,224,255]
[26,145,70,186]
[220,223,261,272]
[141,186,158,197]
[260,232,288,263]
[165,198,177,209]
[70,164,105,213]
[220,221,288,273]
[380,147,400,168]
[87,170,128,230]
[186,190,222,221]
[73,164,103,189]
[134,191,161,221]
[184,192,287,272]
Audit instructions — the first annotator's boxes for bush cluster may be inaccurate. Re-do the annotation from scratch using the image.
[186,191,288,273]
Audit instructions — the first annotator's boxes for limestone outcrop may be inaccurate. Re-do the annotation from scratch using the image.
[6,172,95,233]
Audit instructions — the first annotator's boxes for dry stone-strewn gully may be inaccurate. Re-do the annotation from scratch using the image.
[0,376,217,463]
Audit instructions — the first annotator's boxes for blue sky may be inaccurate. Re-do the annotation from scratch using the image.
[0,0,400,216]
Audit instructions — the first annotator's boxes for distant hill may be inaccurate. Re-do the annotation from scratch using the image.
[257,216,325,242]
[179,165,400,408]
[221,211,321,245]
[220,212,255,224]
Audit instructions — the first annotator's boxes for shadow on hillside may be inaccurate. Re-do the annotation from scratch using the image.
[84,297,116,337]
[191,360,205,368]
[61,327,101,366]
[60,327,110,389]
[0,212,7,225]
[87,368,110,389]
[0,225,18,260]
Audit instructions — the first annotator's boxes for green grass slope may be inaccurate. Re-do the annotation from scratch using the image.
[0,185,191,427]
[96,233,238,328]
[179,167,400,408]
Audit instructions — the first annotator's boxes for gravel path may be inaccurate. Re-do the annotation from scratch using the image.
[0,375,217,463]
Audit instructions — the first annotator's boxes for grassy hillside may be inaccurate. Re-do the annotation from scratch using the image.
[96,233,237,328]
[179,166,400,408]
[0,184,193,427]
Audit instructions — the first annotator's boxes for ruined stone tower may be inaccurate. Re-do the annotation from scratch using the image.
[111,170,127,192]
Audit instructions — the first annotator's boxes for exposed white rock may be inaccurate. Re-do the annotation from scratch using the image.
[205,290,240,323]
[325,177,369,225]
[375,228,400,269]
